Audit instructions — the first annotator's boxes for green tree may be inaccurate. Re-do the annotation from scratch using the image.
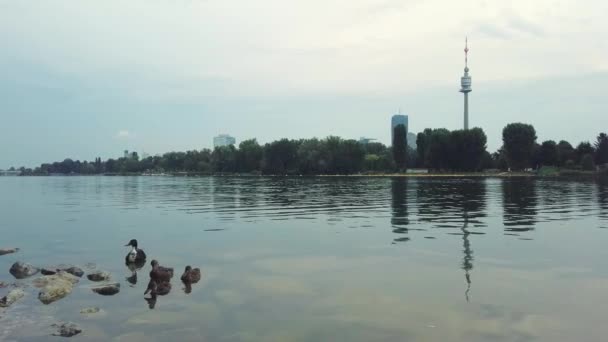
[502,123,537,170]
[416,130,431,166]
[425,128,451,171]
[448,128,487,171]
[594,133,608,165]
[237,139,263,173]
[557,140,575,167]
[575,142,595,164]
[392,124,407,171]
[211,145,237,173]
[539,140,559,166]
[262,139,300,174]
[581,154,595,171]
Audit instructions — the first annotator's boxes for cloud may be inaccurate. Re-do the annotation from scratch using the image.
[474,23,513,40]
[508,16,545,37]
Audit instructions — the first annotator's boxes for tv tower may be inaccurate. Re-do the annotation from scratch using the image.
[460,37,472,130]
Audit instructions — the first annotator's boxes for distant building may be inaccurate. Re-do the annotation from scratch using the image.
[407,132,417,150]
[391,114,408,146]
[214,134,236,148]
[358,137,376,145]
[124,150,129,159]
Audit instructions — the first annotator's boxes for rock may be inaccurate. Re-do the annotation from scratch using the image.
[41,266,84,277]
[63,266,84,278]
[92,282,120,296]
[41,268,58,275]
[36,272,79,305]
[87,271,111,282]
[52,322,82,337]
[0,288,25,308]
[33,271,80,288]
[9,262,39,279]
[0,248,19,256]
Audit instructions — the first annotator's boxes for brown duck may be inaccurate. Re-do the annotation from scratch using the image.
[149,260,173,282]
[144,279,172,296]
[180,266,201,284]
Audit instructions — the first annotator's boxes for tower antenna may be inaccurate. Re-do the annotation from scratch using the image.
[464,36,469,68]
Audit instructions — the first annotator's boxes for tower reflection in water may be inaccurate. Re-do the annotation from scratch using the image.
[392,178,487,301]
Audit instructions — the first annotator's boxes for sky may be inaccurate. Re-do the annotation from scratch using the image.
[0,0,607,168]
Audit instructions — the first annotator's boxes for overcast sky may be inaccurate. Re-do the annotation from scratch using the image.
[1,0,607,168]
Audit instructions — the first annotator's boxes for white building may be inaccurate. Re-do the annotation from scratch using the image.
[213,134,236,148]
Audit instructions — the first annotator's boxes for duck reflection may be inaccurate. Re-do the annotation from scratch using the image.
[502,178,538,233]
[390,178,409,243]
[125,260,145,286]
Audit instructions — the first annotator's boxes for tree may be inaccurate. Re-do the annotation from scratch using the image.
[575,142,595,164]
[392,124,407,171]
[581,154,595,171]
[262,139,300,174]
[416,130,431,166]
[594,133,608,165]
[425,128,451,171]
[237,139,263,173]
[211,145,237,173]
[538,140,559,166]
[448,128,487,171]
[557,140,575,167]
[502,123,537,170]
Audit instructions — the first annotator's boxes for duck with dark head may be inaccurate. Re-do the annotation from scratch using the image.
[124,239,146,267]
[181,265,201,294]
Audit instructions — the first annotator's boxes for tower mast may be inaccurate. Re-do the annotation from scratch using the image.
[460,37,472,130]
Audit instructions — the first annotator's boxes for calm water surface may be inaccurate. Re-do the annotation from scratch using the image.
[1,176,608,341]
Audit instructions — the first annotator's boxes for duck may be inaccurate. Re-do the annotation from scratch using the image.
[149,260,173,282]
[180,266,201,284]
[124,239,146,265]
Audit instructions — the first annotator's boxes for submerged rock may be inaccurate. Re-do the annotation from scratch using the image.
[52,322,82,337]
[80,306,100,314]
[41,268,58,275]
[87,271,110,282]
[0,248,19,256]
[41,266,84,278]
[35,272,79,305]
[9,262,39,279]
[63,267,84,278]
[92,282,120,296]
[0,288,25,308]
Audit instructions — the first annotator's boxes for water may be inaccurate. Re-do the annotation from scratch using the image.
[1,176,607,341]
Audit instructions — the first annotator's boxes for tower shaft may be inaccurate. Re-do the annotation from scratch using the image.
[464,92,469,130]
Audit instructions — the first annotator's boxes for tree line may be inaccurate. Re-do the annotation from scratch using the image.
[15,124,608,175]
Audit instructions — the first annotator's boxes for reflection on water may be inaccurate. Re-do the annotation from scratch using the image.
[503,178,537,233]
[1,176,608,341]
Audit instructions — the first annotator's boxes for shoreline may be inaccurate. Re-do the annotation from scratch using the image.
[4,170,605,178]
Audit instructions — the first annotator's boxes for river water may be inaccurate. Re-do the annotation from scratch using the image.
[1,176,607,341]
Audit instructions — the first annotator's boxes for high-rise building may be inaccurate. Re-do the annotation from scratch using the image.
[460,37,472,130]
[407,132,417,150]
[213,134,236,148]
[391,114,408,146]
[124,150,129,159]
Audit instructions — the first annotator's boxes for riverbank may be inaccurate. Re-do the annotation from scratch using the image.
[6,168,606,178]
